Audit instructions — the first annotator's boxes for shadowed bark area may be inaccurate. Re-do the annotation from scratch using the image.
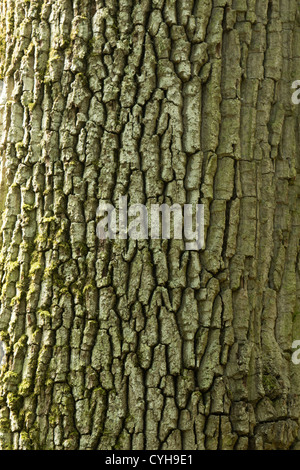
[0,0,300,450]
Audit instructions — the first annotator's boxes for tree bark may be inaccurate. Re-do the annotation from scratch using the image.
[0,0,299,451]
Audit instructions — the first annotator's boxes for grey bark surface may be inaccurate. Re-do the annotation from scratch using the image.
[0,0,299,450]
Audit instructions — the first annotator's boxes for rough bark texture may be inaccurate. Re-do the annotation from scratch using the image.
[0,0,300,451]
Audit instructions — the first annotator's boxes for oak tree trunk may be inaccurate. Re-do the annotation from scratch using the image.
[0,0,299,450]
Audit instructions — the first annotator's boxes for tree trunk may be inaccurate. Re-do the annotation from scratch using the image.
[0,0,299,451]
